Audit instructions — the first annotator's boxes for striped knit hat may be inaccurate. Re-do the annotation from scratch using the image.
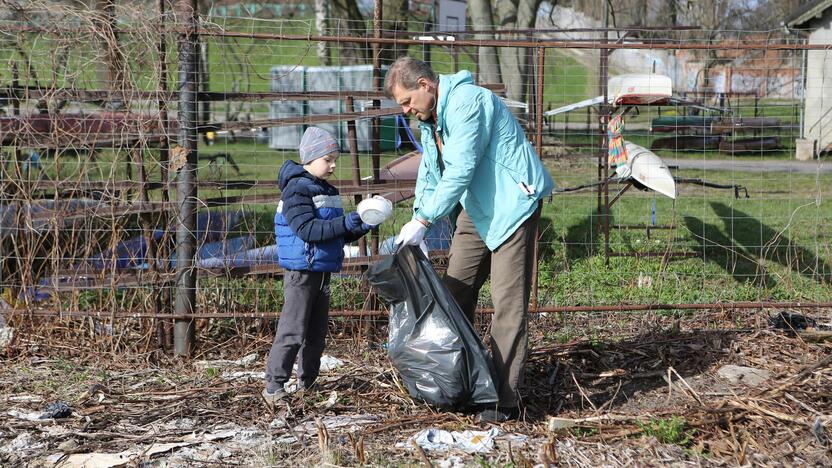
[299,127,340,164]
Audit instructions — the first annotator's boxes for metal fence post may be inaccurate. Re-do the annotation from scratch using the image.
[174,0,199,356]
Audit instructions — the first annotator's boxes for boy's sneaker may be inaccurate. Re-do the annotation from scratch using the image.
[261,387,288,408]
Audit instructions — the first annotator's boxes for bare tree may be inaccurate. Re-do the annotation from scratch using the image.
[494,0,543,104]
[315,0,331,65]
[468,0,501,84]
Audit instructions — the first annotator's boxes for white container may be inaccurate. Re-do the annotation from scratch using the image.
[608,74,673,105]
[357,195,393,225]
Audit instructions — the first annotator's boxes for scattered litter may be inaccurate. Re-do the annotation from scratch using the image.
[812,417,829,447]
[7,394,43,403]
[188,428,240,442]
[501,433,529,447]
[269,419,287,429]
[231,428,269,448]
[161,418,197,431]
[8,408,48,421]
[438,455,465,468]
[2,432,44,454]
[293,354,344,373]
[145,442,193,457]
[41,401,72,419]
[220,370,266,382]
[547,417,578,430]
[317,391,338,409]
[219,355,341,383]
[236,353,259,367]
[293,414,380,433]
[769,311,817,332]
[195,353,259,370]
[92,320,113,336]
[0,326,13,347]
[52,451,133,468]
[401,428,500,453]
[717,365,771,387]
[319,355,345,371]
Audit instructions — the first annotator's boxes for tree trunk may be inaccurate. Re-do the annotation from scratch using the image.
[495,0,541,105]
[315,0,330,65]
[331,0,369,64]
[468,0,501,84]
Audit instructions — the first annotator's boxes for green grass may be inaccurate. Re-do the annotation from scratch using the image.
[4,13,830,313]
[637,416,695,446]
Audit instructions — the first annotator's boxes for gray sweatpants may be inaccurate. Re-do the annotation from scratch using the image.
[442,203,541,407]
[265,270,331,392]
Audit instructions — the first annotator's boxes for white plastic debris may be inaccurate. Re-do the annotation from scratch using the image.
[717,365,771,387]
[438,455,466,468]
[293,414,380,433]
[220,370,266,382]
[50,451,133,468]
[293,355,344,373]
[2,432,44,454]
[195,353,258,371]
[0,326,13,348]
[221,355,343,383]
[317,391,338,409]
[401,428,500,453]
[7,409,46,422]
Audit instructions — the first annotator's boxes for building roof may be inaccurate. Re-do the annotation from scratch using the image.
[784,0,832,28]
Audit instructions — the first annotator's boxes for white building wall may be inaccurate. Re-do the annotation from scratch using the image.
[804,23,832,154]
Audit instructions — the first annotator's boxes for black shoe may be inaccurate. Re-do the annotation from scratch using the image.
[475,406,520,423]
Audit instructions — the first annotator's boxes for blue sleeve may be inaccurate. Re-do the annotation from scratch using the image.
[283,184,349,243]
[413,154,436,217]
[417,94,492,223]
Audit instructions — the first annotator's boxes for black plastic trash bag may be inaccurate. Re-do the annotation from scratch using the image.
[367,245,498,408]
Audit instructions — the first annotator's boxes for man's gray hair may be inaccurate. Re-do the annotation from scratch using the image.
[383,56,438,98]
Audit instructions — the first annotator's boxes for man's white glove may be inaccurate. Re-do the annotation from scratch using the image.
[395,218,428,247]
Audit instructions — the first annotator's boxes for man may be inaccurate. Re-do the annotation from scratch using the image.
[386,56,554,422]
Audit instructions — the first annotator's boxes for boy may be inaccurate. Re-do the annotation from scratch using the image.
[263,127,375,406]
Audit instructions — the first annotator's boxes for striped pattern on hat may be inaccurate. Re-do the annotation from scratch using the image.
[299,127,340,164]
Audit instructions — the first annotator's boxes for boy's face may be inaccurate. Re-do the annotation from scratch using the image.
[304,152,338,179]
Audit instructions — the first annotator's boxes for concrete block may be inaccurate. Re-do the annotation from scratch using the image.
[795,138,815,161]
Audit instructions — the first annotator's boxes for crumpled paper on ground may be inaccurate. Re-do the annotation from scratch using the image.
[400,428,500,453]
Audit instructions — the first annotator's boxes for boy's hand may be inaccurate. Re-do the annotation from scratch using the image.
[344,211,363,231]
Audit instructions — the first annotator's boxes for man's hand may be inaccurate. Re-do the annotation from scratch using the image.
[395,218,428,247]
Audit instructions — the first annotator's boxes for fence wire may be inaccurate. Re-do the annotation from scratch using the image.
[0,1,830,351]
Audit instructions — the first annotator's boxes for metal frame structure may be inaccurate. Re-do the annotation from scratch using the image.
[0,1,827,354]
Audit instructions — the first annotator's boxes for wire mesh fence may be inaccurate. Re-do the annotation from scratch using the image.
[1,1,831,352]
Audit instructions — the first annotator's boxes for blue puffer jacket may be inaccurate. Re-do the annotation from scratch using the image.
[275,160,368,272]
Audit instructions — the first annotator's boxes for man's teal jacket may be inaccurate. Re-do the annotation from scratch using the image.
[414,70,555,250]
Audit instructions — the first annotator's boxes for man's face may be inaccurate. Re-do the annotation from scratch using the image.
[392,79,437,122]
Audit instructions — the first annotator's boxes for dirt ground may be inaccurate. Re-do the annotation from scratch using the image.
[1,308,830,467]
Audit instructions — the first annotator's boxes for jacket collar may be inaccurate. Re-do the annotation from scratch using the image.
[436,70,474,132]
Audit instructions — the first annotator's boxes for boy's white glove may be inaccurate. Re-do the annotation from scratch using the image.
[395,218,427,247]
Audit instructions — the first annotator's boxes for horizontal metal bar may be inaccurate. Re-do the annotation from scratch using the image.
[202,106,402,133]
[2,24,819,50]
[196,29,829,51]
[0,85,504,103]
[5,300,832,320]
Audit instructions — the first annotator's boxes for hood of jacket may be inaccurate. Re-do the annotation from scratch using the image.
[278,159,315,191]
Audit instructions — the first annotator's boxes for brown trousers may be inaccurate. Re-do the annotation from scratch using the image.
[442,203,541,407]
